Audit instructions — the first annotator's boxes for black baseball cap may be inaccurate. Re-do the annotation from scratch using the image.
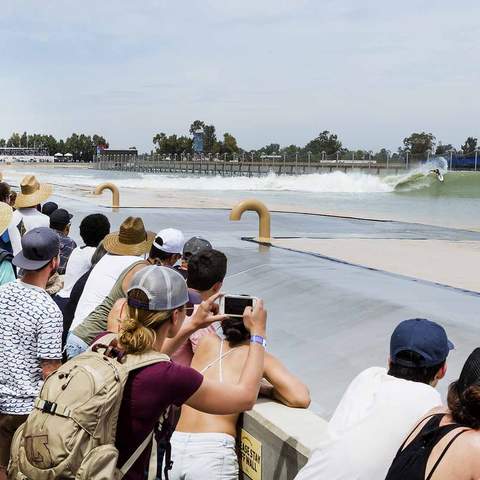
[390,318,454,367]
[41,202,58,217]
[457,348,480,393]
[49,208,73,228]
[13,227,60,270]
[183,237,212,257]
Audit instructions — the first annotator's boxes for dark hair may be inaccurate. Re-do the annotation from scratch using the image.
[80,214,111,247]
[221,317,250,346]
[388,350,445,385]
[0,182,11,203]
[91,242,107,266]
[187,249,227,291]
[447,381,480,429]
[149,244,179,262]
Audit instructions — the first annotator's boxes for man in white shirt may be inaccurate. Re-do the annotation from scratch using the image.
[64,216,154,359]
[55,213,111,302]
[10,175,52,254]
[295,318,453,480]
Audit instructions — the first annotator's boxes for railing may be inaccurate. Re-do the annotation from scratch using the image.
[93,152,480,175]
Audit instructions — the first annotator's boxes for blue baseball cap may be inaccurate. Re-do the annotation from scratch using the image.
[13,227,60,270]
[390,318,454,367]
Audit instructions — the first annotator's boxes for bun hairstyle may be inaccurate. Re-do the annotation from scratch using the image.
[221,317,250,346]
[118,289,173,354]
[447,347,480,429]
[447,381,480,429]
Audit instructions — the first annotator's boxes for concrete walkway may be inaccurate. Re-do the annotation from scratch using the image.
[54,194,480,417]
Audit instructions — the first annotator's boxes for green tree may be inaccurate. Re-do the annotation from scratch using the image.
[203,125,217,153]
[258,143,280,155]
[219,133,239,154]
[189,120,205,135]
[280,145,300,157]
[6,133,21,147]
[435,143,454,155]
[403,132,436,155]
[461,137,477,155]
[0,139,5,147]
[153,133,192,155]
[304,130,342,155]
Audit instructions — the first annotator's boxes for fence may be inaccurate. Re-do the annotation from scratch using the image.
[93,151,479,176]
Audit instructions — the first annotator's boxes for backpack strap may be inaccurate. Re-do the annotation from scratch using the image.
[91,333,171,372]
[118,430,156,478]
[0,248,13,263]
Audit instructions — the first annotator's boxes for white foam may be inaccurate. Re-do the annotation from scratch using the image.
[2,158,448,194]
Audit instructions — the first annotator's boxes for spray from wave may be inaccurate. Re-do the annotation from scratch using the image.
[3,158,450,194]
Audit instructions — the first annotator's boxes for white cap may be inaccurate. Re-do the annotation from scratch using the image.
[153,228,185,254]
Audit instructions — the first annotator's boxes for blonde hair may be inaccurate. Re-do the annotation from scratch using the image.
[118,289,175,354]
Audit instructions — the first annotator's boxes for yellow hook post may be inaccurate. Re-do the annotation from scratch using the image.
[94,182,120,210]
[230,199,271,243]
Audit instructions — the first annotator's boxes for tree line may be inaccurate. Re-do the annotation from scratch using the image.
[153,122,480,160]
[2,126,478,162]
[0,132,108,163]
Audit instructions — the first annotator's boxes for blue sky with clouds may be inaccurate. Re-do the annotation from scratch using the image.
[1,0,479,152]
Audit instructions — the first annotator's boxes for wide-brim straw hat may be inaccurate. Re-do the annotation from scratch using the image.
[0,203,13,235]
[103,216,155,256]
[15,175,52,209]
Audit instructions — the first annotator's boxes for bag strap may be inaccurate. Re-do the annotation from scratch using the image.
[91,333,171,373]
[118,430,155,478]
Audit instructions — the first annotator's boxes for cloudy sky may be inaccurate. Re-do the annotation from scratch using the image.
[1,0,479,152]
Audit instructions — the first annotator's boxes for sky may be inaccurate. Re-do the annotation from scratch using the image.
[1,0,480,153]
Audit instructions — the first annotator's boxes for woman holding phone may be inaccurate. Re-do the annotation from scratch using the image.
[101,265,268,480]
[169,309,311,480]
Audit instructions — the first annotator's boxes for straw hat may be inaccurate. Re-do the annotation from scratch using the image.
[103,216,155,256]
[15,175,52,209]
[0,203,12,236]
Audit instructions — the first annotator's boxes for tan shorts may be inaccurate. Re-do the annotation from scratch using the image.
[0,413,28,467]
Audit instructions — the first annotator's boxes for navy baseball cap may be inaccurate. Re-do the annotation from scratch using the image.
[13,227,60,270]
[41,201,58,217]
[50,208,73,228]
[390,318,454,367]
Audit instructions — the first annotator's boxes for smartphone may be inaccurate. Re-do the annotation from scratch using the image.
[220,295,258,318]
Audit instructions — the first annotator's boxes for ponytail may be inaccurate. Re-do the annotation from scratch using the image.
[118,289,174,354]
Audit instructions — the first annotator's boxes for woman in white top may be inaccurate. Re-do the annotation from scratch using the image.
[171,314,311,480]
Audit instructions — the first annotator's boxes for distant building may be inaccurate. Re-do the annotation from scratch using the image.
[97,148,138,162]
[0,147,54,163]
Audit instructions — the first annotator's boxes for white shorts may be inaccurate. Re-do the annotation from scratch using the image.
[170,431,239,480]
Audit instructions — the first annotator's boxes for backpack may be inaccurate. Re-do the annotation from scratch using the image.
[8,334,174,480]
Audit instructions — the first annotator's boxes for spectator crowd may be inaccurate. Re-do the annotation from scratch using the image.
[0,174,479,480]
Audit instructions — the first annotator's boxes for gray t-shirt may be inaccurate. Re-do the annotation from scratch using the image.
[0,280,62,414]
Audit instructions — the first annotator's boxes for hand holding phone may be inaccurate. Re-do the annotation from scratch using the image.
[219,295,258,318]
[243,298,267,338]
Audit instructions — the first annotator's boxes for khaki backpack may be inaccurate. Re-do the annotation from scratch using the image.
[8,334,170,480]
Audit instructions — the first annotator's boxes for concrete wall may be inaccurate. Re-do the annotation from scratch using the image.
[238,400,327,480]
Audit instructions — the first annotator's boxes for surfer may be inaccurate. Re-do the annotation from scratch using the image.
[430,168,444,182]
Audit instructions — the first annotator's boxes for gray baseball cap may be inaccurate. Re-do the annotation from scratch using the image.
[183,236,212,257]
[127,265,195,311]
[13,227,60,270]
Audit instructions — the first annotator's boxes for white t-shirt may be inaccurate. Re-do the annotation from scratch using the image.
[13,207,50,233]
[0,280,63,414]
[70,254,142,331]
[7,217,22,256]
[57,245,95,298]
[295,367,442,480]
